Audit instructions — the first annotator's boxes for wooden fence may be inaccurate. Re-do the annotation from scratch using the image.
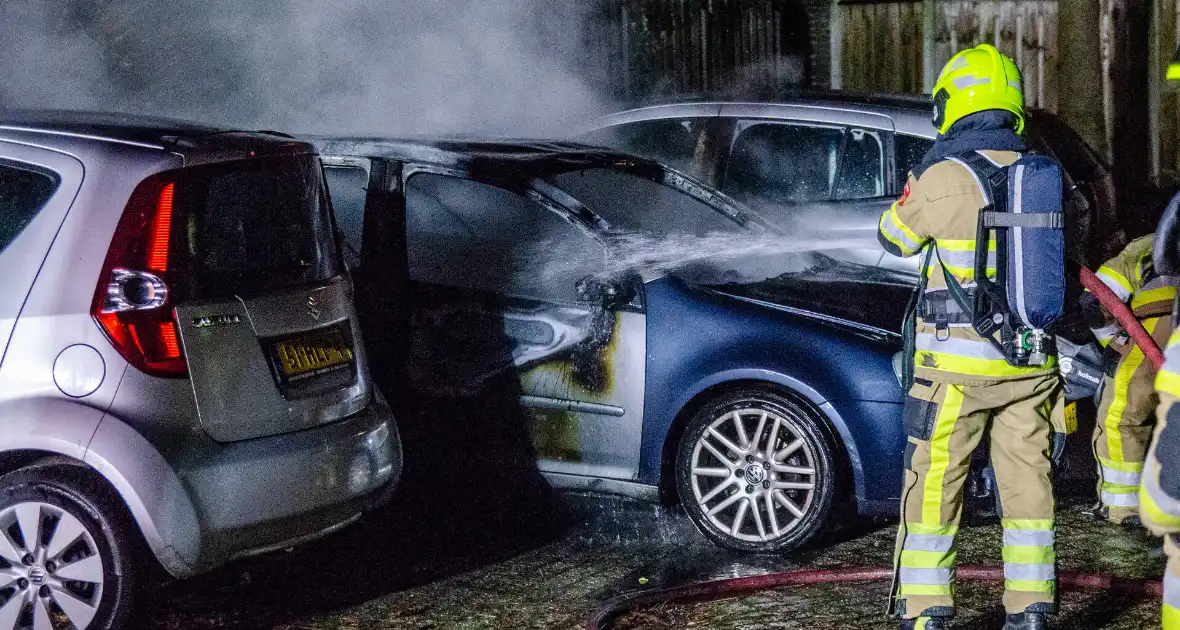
[834,0,1058,110]
[590,0,812,104]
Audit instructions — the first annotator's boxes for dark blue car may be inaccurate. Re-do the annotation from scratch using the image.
[315,138,915,552]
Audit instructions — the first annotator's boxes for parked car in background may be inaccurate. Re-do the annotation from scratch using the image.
[576,93,1131,273]
[0,111,401,629]
[315,137,920,553]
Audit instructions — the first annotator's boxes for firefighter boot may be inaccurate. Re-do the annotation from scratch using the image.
[899,617,949,630]
[1001,612,1048,630]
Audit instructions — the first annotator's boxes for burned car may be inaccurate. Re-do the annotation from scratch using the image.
[312,137,915,552]
[577,94,1133,274]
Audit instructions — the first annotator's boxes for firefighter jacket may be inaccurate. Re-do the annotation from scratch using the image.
[878,150,1057,383]
[1090,234,1178,346]
[1143,329,1180,535]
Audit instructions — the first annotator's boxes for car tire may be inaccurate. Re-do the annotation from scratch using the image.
[675,388,841,553]
[0,462,135,630]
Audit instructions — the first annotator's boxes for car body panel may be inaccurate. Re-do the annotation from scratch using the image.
[0,115,400,579]
[315,138,913,525]
[639,277,905,499]
[0,141,86,372]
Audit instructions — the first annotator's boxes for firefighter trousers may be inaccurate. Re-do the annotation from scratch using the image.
[892,374,1060,619]
[1094,316,1172,522]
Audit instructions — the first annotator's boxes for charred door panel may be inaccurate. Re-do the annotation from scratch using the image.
[401,170,646,481]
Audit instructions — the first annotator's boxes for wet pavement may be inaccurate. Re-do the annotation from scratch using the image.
[139,490,1166,630]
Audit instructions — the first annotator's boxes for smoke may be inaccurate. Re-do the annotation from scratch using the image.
[524,231,884,289]
[0,0,609,136]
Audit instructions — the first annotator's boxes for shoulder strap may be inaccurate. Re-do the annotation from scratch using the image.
[949,151,1009,213]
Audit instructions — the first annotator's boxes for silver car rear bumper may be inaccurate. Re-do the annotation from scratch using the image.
[185,391,401,572]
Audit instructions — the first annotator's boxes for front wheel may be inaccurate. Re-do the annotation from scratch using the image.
[0,464,135,630]
[675,389,841,553]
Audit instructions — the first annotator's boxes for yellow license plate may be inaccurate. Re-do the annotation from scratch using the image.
[274,330,354,379]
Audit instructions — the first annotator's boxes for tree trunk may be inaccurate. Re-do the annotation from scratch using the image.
[1109,0,1153,234]
[1056,0,1107,156]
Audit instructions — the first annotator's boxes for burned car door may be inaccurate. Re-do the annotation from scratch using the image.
[398,168,646,481]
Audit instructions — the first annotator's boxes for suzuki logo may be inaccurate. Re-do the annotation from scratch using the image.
[308,293,322,320]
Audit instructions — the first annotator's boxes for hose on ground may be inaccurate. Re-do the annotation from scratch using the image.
[1079,266,1165,369]
[587,566,1162,630]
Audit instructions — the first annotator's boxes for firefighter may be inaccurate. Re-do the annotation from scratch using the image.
[1084,236,1175,524]
[878,44,1060,630]
[1140,50,1180,630]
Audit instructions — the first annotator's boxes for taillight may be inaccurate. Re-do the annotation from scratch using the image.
[91,178,187,377]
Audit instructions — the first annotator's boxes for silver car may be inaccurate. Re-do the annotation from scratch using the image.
[0,111,401,629]
[577,94,1127,274]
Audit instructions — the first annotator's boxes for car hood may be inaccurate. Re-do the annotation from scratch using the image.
[704,256,916,337]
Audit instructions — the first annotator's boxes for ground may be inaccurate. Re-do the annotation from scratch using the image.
[139,491,1166,630]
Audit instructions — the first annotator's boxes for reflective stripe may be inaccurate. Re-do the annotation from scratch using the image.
[1159,368,1180,399]
[1102,490,1139,507]
[1095,267,1133,302]
[1105,321,1154,461]
[1166,570,1180,610]
[1144,470,1180,520]
[1164,600,1180,630]
[913,347,1051,378]
[915,334,1007,360]
[1012,163,1031,327]
[953,75,992,89]
[1092,322,1120,343]
[1004,563,1055,581]
[880,206,923,254]
[903,533,955,553]
[923,386,964,524]
[1133,286,1178,309]
[1101,467,1142,488]
[899,567,953,585]
[935,247,997,277]
[1003,529,1054,548]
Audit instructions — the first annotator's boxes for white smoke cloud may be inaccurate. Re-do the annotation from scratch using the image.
[0,0,610,137]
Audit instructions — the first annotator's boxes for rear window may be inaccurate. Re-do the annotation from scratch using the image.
[171,154,341,299]
[0,162,58,255]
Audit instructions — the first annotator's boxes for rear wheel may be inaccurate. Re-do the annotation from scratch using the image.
[0,464,134,630]
[675,389,841,553]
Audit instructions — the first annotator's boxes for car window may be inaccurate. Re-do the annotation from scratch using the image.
[405,173,605,302]
[723,121,885,204]
[0,161,58,256]
[546,168,741,236]
[895,133,934,184]
[323,165,368,253]
[577,118,710,174]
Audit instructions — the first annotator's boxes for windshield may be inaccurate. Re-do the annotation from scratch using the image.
[542,166,877,287]
[172,154,341,299]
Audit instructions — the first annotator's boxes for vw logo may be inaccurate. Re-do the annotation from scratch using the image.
[744,466,766,485]
[308,293,322,320]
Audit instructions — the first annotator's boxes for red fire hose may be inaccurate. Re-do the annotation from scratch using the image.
[1079,266,1166,369]
[587,567,1162,630]
[588,270,1169,630]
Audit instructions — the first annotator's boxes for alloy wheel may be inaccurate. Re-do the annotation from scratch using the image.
[689,407,818,543]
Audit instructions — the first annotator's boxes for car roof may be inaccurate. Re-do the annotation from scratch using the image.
[312,136,669,175]
[0,109,295,150]
[582,90,935,137]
